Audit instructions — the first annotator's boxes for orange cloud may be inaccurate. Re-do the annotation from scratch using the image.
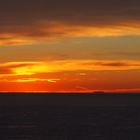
[0,60,140,77]
[0,62,40,76]
[0,0,140,45]
[0,78,60,83]
[0,21,140,46]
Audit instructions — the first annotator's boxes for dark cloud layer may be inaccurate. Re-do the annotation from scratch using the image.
[0,0,140,45]
[0,0,140,24]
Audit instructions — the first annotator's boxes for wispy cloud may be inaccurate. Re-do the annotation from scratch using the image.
[0,62,40,76]
[93,61,140,67]
[0,22,140,46]
[0,60,139,77]
[0,0,140,45]
[0,78,60,83]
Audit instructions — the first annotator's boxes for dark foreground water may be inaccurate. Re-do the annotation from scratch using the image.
[0,93,140,140]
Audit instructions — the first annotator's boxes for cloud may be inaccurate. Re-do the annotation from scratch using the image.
[0,78,60,83]
[0,68,12,75]
[0,60,140,77]
[80,60,140,68]
[94,62,135,67]
[0,62,40,76]
[0,0,140,45]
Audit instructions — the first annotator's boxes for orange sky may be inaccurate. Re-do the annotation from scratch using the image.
[0,61,140,92]
[0,0,140,93]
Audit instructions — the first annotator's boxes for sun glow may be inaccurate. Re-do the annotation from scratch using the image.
[12,64,49,76]
[1,60,140,77]
[13,68,35,75]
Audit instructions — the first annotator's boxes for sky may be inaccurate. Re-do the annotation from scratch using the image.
[0,0,140,92]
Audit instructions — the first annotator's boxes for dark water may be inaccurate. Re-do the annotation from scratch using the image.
[0,93,140,140]
[1,106,140,140]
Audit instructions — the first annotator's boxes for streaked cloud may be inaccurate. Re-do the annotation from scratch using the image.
[92,61,140,67]
[0,78,60,83]
[0,62,40,76]
[0,60,140,77]
[0,0,140,45]
[0,21,140,46]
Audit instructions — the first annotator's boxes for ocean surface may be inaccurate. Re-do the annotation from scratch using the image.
[0,93,140,140]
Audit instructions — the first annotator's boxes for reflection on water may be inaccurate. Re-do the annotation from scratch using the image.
[0,106,140,140]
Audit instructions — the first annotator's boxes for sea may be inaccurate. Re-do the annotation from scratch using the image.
[0,93,140,140]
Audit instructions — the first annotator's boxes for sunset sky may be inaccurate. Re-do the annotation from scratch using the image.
[0,0,140,92]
